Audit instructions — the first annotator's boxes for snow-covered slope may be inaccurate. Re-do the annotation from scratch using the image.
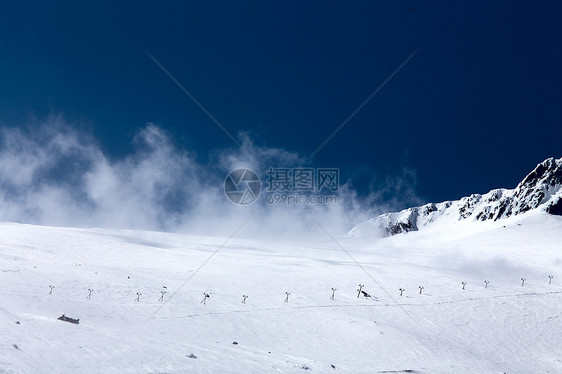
[348,157,562,238]
[1,211,562,373]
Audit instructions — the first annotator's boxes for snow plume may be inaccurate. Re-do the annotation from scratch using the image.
[0,116,421,239]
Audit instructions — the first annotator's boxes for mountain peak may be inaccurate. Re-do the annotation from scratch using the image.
[348,157,562,238]
[517,157,562,191]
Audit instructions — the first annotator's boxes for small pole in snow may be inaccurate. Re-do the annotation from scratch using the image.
[330,288,337,300]
[548,275,553,285]
[399,288,405,297]
[484,280,489,289]
[241,295,248,304]
[86,288,93,300]
[357,284,364,298]
[521,278,526,287]
[158,291,166,302]
[136,292,142,302]
[284,292,291,303]
[419,286,424,295]
[201,293,210,305]
[49,285,55,295]
[461,282,467,290]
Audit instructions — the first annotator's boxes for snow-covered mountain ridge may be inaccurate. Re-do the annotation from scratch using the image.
[349,157,562,237]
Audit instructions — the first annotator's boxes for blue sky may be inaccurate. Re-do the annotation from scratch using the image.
[0,1,561,230]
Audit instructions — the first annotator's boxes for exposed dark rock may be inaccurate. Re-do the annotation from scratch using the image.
[422,203,437,215]
[387,220,416,235]
[57,314,79,324]
[546,198,562,216]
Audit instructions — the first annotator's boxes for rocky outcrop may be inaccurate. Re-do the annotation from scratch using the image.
[348,157,562,237]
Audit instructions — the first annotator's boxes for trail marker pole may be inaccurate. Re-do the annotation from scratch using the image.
[357,284,364,298]
[201,293,210,305]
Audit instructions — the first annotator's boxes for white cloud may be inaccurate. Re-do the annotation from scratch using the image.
[0,115,422,240]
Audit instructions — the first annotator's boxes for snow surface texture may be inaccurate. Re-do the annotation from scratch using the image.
[348,157,562,238]
[1,208,561,373]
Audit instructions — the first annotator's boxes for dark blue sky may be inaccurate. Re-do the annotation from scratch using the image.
[1,1,561,206]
